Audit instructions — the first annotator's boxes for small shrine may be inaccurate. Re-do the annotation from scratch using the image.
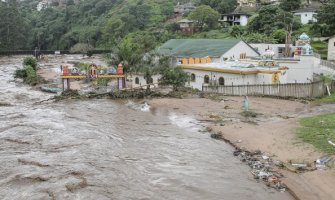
[60,63,125,91]
[294,33,313,57]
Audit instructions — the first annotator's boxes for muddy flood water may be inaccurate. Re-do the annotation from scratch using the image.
[0,56,293,200]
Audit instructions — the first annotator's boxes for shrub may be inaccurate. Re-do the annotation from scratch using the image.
[159,68,189,91]
[14,68,28,79]
[241,110,258,118]
[14,65,40,86]
[23,57,38,71]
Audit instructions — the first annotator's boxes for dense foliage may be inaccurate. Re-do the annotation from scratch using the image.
[0,0,333,53]
[14,57,40,85]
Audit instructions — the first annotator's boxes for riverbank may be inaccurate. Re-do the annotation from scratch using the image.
[149,97,335,200]
[30,55,335,199]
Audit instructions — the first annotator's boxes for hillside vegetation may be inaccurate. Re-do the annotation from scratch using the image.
[0,0,334,54]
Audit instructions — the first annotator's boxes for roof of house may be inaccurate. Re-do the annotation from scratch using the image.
[157,39,244,58]
[293,7,318,13]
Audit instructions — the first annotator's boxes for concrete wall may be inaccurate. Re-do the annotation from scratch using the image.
[240,15,249,26]
[183,69,258,90]
[183,68,288,90]
[328,37,335,61]
[294,12,317,24]
[129,74,160,88]
[280,56,314,83]
[221,41,259,61]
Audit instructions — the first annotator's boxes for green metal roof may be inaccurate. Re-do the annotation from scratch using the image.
[157,39,242,58]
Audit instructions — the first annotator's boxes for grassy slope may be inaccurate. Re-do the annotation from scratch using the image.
[297,112,335,154]
[318,93,335,104]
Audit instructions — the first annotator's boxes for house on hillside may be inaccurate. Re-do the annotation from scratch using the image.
[177,19,194,33]
[327,36,335,61]
[293,7,318,24]
[219,13,250,26]
[157,39,260,65]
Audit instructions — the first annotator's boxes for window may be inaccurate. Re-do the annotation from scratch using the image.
[135,77,139,84]
[191,73,196,82]
[204,75,209,84]
[305,14,307,17]
[219,77,225,86]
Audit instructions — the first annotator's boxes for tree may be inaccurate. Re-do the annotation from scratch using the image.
[70,43,93,56]
[0,0,28,50]
[318,0,335,34]
[199,0,238,13]
[188,5,220,31]
[248,5,301,35]
[242,33,277,43]
[272,29,287,43]
[129,1,152,30]
[160,67,189,91]
[279,0,301,12]
[107,38,143,73]
[229,26,246,37]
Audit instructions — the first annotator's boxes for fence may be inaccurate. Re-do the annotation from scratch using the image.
[202,81,326,98]
[0,49,111,56]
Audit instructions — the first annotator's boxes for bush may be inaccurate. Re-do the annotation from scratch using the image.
[14,65,40,86]
[23,57,38,71]
[14,68,28,79]
[241,110,258,118]
[159,68,189,91]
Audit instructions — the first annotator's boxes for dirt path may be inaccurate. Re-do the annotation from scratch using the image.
[150,97,335,200]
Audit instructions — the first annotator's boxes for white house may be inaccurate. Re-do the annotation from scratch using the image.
[327,36,335,61]
[180,61,288,90]
[155,34,328,91]
[293,7,318,24]
[219,13,250,26]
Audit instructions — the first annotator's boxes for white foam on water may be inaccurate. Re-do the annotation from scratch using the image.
[126,100,150,112]
[168,113,200,132]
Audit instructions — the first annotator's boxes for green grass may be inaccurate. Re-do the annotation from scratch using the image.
[318,93,335,104]
[311,41,328,59]
[297,113,335,154]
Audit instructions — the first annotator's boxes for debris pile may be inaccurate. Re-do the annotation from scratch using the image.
[315,155,335,169]
[233,149,287,192]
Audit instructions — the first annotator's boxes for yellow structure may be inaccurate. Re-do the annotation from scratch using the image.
[181,57,212,64]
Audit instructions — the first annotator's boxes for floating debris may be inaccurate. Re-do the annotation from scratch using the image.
[235,149,287,192]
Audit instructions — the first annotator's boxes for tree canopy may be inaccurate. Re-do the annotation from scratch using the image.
[188,5,220,31]
[318,0,335,35]
[279,0,301,12]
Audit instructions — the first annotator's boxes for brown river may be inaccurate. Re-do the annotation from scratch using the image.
[0,56,293,200]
